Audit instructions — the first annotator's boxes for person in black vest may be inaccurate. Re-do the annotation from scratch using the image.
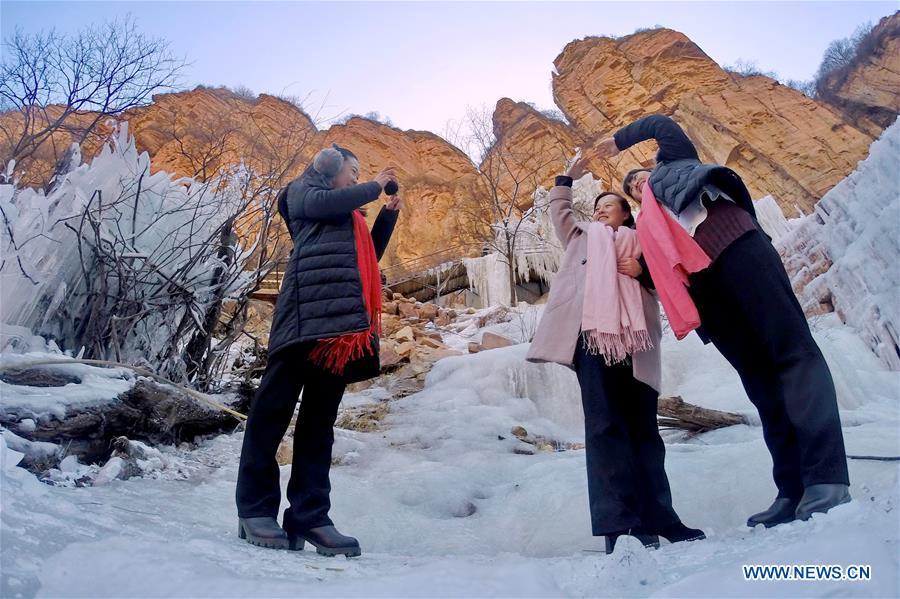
[592,115,850,527]
[236,144,400,556]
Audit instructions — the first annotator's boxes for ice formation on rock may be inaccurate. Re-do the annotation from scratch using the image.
[464,175,601,306]
[0,125,261,371]
[777,118,900,369]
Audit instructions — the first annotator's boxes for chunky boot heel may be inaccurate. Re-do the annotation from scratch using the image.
[237,517,290,550]
[796,484,851,521]
[604,536,616,554]
[299,525,361,557]
[288,534,306,551]
[605,529,660,554]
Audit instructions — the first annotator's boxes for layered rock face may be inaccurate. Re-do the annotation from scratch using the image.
[323,118,485,266]
[482,99,585,210]
[127,88,319,182]
[542,28,880,214]
[130,91,486,266]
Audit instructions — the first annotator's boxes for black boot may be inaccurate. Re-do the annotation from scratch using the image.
[604,528,660,554]
[289,525,361,557]
[747,496,800,528]
[238,517,290,550]
[796,484,851,521]
[657,521,706,544]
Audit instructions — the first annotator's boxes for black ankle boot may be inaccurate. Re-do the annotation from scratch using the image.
[657,521,706,544]
[747,496,800,528]
[288,524,361,557]
[604,528,660,554]
[796,484,851,521]
[238,517,290,549]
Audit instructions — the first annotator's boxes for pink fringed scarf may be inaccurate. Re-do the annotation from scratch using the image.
[635,185,711,340]
[581,223,653,364]
[308,210,382,375]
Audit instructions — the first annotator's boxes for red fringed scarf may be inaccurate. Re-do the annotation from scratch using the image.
[309,210,382,375]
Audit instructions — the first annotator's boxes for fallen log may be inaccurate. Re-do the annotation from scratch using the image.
[1,364,242,469]
[0,358,245,420]
[657,396,746,433]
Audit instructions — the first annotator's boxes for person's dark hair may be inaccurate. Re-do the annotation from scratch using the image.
[622,167,652,199]
[331,143,357,161]
[593,192,635,228]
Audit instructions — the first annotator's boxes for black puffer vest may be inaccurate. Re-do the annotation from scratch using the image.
[649,160,756,218]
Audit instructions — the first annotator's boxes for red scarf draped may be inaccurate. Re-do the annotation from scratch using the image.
[308,210,382,375]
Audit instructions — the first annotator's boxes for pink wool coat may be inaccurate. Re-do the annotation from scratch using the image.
[525,185,663,392]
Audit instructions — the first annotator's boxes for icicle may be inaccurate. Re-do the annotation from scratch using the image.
[0,123,264,371]
[776,118,900,369]
[464,175,606,308]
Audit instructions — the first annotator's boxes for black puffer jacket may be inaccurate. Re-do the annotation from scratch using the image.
[614,114,756,218]
[267,171,398,357]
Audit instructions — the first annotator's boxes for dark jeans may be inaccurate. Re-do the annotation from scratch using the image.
[573,339,681,535]
[235,343,347,532]
[689,230,849,498]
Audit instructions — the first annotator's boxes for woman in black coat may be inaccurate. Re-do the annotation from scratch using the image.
[235,144,400,557]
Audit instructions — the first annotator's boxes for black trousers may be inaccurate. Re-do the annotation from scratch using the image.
[573,339,681,536]
[235,343,347,532]
[689,230,849,498]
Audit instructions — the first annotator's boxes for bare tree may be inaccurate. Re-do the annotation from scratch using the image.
[126,88,324,388]
[0,16,184,185]
[455,105,563,306]
[170,100,321,389]
[813,21,877,99]
[149,104,244,183]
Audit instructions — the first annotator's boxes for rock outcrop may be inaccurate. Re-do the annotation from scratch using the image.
[323,118,485,266]
[546,28,880,214]
[1,87,485,268]
[817,12,900,138]
[482,99,585,210]
[131,94,485,267]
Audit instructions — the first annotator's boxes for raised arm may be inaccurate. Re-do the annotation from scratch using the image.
[612,114,699,163]
[547,176,582,251]
[288,180,383,221]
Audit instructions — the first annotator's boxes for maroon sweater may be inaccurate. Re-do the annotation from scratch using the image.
[692,199,758,262]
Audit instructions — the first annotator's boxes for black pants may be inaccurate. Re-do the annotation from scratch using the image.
[235,343,346,532]
[689,230,849,499]
[573,339,681,536]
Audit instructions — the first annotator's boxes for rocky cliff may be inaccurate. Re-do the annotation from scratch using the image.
[1,87,485,267]
[536,28,881,214]
[5,21,898,262]
[322,117,484,266]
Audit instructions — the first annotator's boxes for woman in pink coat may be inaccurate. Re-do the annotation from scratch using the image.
[526,157,704,553]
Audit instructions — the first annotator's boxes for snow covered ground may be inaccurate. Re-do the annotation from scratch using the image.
[4,118,900,596]
[2,314,898,598]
